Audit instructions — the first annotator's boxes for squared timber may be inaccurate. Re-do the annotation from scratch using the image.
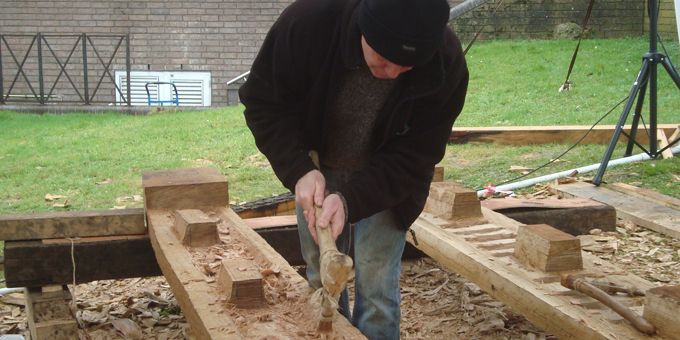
[142,168,228,210]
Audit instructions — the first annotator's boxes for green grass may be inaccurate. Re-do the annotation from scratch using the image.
[460,38,680,126]
[0,37,678,214]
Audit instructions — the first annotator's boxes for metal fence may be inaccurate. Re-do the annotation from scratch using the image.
[0,33,131,105]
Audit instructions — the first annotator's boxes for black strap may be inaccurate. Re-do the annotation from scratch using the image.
[561,0,596,88]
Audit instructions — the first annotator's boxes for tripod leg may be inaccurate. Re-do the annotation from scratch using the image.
[593,60,650,186]
[626,78,648,156]
[660,56,680,89]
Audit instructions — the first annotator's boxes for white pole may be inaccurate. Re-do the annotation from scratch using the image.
[477,145,680,197]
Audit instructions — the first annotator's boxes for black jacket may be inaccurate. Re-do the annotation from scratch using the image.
[240,0,469,230]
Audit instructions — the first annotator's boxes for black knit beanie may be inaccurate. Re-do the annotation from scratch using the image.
[358,0,450,66]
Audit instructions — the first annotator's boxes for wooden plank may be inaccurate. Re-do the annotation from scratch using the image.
[643,285,680,339]
[481,198,605,210]
[514,224,583,272]
[4,235,162,288]
[243,215,297,230]
[450,124,679,145]
[0,208,145,241]
[608,183,680,210]
[407,207,666,340]
[142,167,229,210]
[553,182,680,239]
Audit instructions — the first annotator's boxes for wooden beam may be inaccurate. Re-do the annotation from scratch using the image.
[4,235,162,288]
[407,206,662,339]
[450,124,679,145]
[144,168,365,339]
[643,285,680,339]
[553,182,680,239]
[608,183,680,210]
[482,198,616,235]
[0,208,145,241]
[513,224,583,272]
[142,167,229,211]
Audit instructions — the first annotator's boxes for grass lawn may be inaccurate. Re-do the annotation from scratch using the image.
[1,37,678,214]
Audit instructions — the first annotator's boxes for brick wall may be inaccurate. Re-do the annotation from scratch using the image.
[449,0,645,40]
[644,0,679,39]
[1,0,669,107]
[0,0,288,106]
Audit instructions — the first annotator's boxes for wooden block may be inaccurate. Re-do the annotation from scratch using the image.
[643,285,680,339]
[482,198,616,235]
[0,208,145,241]
[657,129,674,159]
[142,168,228,210]
[174,209,220,247]
[26,286,78,340]
[424,182,484,223]
[218,258,265,308]
[513,224,583,272]
[432,166,444,182]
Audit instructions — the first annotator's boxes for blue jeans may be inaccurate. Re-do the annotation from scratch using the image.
[297,205,406,340]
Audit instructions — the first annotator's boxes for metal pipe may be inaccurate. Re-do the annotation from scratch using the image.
[478,145,680,197]
[227,71,250,86]
[82,33,89,105]
[0,287,23,295]
[37,32,45,104]
[0,34,4,104]
[125,33,131,107]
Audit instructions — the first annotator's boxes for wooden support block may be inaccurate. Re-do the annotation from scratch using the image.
[4,235,161,288]
[0,208,145,241]
[142,168,228,210]
[643,285,680,339]
[217,259,265,308]
[514,224,583,272]
[26,286,78,340]
[482,198,616,235]
[432,166,444,182]
[174,209,220,247]
[424,182,485,224]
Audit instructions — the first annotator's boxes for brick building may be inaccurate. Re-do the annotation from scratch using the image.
[0,0,675,107]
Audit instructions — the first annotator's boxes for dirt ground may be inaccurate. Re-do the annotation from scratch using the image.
[2,213,678,339]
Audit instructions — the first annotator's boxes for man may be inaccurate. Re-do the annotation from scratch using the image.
[240,0,468,338]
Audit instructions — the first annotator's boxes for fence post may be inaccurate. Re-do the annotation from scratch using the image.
[82,33,90,105]
[125,33,131,106]
[37,32,45,104]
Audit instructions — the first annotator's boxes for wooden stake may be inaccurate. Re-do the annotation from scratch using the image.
[657,129,674,159]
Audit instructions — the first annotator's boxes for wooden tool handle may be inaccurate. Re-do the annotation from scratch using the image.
[315,207,337,254]
[314,207,353,298]
[561,275,656,335]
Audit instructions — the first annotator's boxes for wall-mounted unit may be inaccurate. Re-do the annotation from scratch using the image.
[114,71,211,106]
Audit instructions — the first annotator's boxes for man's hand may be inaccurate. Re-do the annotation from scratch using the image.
[316,193,346,241]
[295,169,325,241]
